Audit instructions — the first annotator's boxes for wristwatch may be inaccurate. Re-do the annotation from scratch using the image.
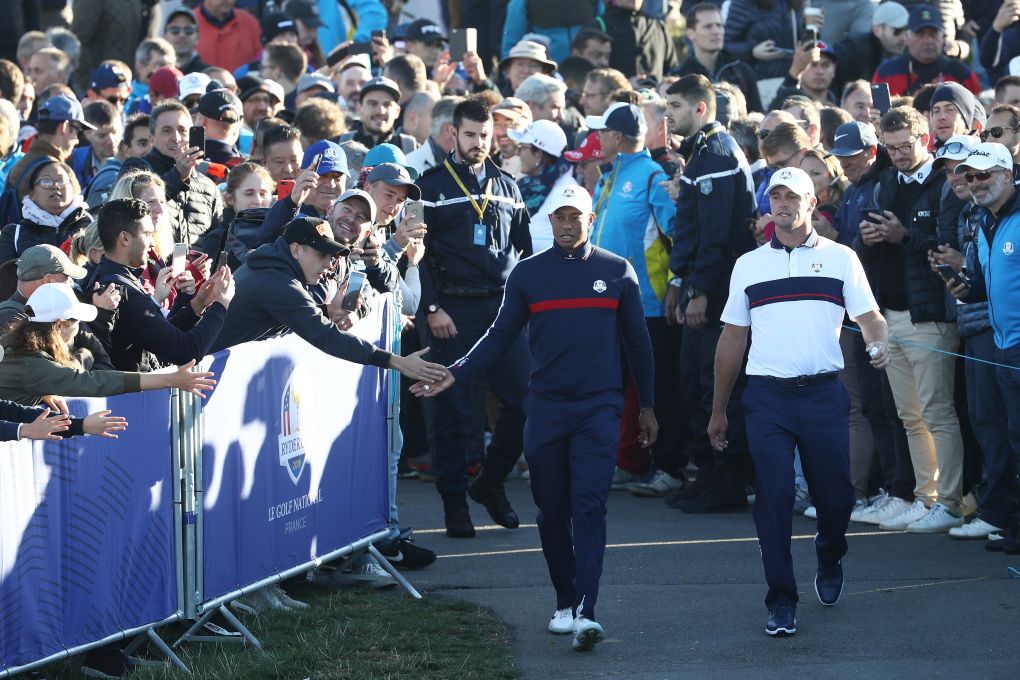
[427,304,440,314]
[686,286,706,300]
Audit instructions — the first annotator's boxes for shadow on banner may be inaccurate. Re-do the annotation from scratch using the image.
[198,299,391,603]
[0,392,178,671]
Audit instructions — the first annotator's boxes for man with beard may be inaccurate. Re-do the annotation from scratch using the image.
[338,77,417,154]
[417,98,533,538]
[664,74,757,513]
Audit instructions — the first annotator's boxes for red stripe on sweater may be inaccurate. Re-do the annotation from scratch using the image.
[529,298,620,313]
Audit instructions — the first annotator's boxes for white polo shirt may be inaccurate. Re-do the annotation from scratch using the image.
[721,230,879,378]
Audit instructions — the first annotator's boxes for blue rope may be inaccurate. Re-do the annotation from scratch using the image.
[841,324,1020,372]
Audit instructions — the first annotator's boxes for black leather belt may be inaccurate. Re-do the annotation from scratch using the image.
[756,371,839,387]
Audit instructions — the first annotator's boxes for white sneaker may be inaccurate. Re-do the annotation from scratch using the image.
[803,505,817,519]
[268,583,309,609]
[611,467,647,491]
[548,608,573,634]
[949,518,1002,539]
[849,497,871,523]
[906,502,963,534]
[857,496,910,526]
[879,499,929,531]
[572,617,604,651]
[328,560,397,589]
[630,470,685,497]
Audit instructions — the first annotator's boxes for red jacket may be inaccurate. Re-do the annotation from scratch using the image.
[195,8,261,73]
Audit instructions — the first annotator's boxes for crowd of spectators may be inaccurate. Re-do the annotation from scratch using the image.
[2,0,1020,673]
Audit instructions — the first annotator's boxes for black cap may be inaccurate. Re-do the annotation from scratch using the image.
[198,88,242,122]
[261,12,298,44]
[237,75,282,104]
[406,19,446,44]
[284,0,325,28]
[284,217,349,256]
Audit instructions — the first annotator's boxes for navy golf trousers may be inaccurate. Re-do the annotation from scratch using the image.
[743,373,854,610]
[524,391,623,620]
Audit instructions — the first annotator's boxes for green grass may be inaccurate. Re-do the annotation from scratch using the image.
[44,583,518,680]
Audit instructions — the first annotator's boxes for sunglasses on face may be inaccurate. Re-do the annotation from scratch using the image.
[758,129,771,140]
[963,170,996,183]
[167,26,197,36]
[892,27,906,36]
[980,126,1020,141]
[106,95,126,105]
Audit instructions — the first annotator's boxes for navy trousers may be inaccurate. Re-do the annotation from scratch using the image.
[966,330,1019,529]
[995,341,1020,529]
[742,374,854,610]
[524,392,622,620]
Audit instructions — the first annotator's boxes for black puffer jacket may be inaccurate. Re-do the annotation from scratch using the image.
[724,0,797,80]
[0,206,92,261]
[854,165,952,323]
[143,148,226,255]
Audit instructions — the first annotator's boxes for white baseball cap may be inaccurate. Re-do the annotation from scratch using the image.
[507,120,568,157]
[179,72,211,101]
[26,283,98,323]
[766,167,815,197]
[546,184,592,215]
[955,142,1014,173]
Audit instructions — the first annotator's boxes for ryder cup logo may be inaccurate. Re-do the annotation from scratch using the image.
[278,378,307,485]
[1005,241,1014,255]
[593,279,607,293]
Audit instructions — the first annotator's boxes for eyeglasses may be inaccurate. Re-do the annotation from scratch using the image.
[935,140,971,157]
[167,26,196,36]
[106,95,126,105]
[34,177,69,189]
[963,169,1001,183]
[882,137,919,156]
[980,126,1020,141]
[767,148,801,171]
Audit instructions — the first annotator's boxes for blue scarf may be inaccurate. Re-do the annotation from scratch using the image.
[518,159,570,216]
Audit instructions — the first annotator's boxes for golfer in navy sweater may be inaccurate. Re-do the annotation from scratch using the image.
[412,184,657,651]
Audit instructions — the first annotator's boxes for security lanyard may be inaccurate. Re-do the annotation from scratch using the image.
[444,160,493,220]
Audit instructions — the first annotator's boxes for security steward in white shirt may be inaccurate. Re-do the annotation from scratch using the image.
[708,167,892,638]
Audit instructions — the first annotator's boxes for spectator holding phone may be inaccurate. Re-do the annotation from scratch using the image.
[724,0,798,81]
[258,140,350,244]
[91,199,233,372]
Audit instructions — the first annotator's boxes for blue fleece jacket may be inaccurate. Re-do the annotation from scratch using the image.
[450,241,654,407]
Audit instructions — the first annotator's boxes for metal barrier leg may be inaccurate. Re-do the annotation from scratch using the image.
[123,628,191,673]
[368,544,422,600]
[216,605,263,649]
[172,605,263,649]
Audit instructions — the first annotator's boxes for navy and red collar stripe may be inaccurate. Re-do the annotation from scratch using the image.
[529,297,619,314]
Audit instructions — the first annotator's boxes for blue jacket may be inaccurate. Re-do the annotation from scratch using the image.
[417,153,532,312]
[316,0,387,54]
[501,0,603,63]
[967,189,1020,349]
[591,148,675,317]
[450,241,654,407]
[670,123,756,321]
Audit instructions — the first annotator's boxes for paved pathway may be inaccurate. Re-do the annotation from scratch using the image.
[398,477,1019,679]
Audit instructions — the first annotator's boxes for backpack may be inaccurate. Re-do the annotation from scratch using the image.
[0,156,53,227]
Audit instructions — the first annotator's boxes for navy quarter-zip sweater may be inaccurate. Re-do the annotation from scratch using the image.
[450,241,655,407]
